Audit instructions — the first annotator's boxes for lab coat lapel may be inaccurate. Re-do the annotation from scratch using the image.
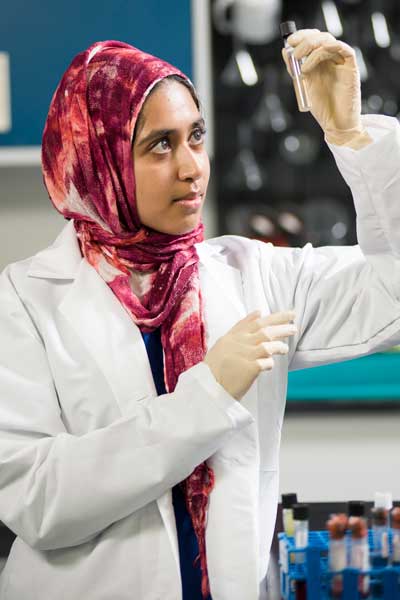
[58,259,157,411]
[196,243,246,348]
[29,221,157,416]
[197,244,260,598]
[197,243,258,418]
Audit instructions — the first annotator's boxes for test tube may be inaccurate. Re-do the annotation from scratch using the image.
[293,503,309,600]
[391,507,400,566]
[282,493,298,537]
[369,494,391,599]
[349,516,370,599]
[294,503,309,553]
[327,513,348,598]
[280,21,311,112]
[371,492,391,568]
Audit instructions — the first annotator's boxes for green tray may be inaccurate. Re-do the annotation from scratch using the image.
[287,351,400,403]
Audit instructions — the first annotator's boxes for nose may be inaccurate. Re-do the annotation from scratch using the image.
[177,145,203,182]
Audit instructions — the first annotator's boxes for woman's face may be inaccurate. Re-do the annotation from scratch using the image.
[133,80,210,235]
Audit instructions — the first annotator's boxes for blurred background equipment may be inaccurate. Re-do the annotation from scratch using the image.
[210,0,400,248]
[213,0,282,45]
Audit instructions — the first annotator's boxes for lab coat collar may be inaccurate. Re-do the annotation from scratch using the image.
[27,220,82,279]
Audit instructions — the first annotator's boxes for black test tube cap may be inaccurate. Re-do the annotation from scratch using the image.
[293,503,309,521]
[280,21,297,39]
[348,500,366,517]
[282,493,298,509]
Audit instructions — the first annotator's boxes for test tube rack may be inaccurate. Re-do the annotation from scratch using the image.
[279,530,400,600]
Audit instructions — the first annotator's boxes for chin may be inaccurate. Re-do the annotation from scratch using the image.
[158,217,202,236]
[176,221,202,235]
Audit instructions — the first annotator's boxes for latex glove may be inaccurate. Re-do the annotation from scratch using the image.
[204,310,297,401]
[282,29,372,149]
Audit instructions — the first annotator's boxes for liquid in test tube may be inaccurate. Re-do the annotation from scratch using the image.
[282,493,298,537]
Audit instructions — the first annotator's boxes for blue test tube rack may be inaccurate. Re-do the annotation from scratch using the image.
[278,530,400,600]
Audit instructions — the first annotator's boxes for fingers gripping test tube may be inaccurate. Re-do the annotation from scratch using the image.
[280,21,311,112]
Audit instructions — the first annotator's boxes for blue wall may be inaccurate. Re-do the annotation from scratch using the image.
[0,0,192,146]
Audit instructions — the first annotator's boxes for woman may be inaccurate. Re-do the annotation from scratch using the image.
[0,32,400,600]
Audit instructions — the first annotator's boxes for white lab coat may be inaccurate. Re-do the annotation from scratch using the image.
[1,115,400,600]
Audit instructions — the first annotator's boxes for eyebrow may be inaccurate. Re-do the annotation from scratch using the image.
[137,118,206,148]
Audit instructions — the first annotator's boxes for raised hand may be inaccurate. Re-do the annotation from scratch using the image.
[282,29,371,148]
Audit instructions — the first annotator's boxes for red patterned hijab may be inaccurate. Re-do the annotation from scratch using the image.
[42,40,214,598]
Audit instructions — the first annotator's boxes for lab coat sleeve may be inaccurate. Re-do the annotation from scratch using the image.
[257,114,400,370]
[0,272,253,551]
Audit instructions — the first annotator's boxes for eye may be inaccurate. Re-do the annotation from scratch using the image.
[190,127,207,145]
[152,137,171,154]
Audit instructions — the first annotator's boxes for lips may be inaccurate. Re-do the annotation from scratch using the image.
[173,194,203,212]
[173,191,202,202]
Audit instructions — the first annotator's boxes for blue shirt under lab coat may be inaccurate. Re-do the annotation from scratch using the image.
[141,328,212,600]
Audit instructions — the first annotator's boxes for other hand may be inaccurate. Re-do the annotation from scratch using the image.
[204,310,297,401]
